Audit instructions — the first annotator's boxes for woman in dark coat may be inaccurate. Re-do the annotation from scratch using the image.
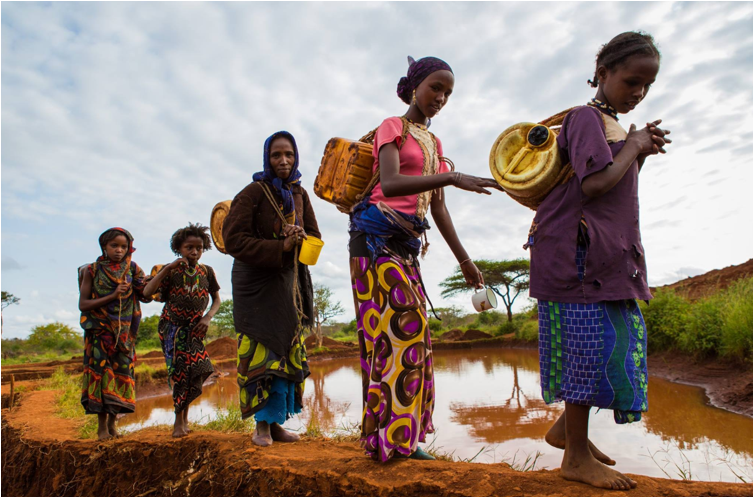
[223,131,321,447]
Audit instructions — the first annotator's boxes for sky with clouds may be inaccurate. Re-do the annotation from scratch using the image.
[2,2,752,339]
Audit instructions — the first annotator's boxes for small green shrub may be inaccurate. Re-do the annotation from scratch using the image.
[719,278,753,362]
[516,320,539,341]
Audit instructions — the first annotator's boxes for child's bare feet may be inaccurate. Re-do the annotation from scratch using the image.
[182,407,192,434]
[561,448,636,490]
[172,411,188,438]
[97,413,112,440]
[106,414,120,438]
[252,421,273,447]
[546,413,615,465]
[270,423,300,442]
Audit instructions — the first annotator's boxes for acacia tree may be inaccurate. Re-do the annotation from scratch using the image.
[312,284,344,348]
[1,291,20,335]
[440,258,530,322]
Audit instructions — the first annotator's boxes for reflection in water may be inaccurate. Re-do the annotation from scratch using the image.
[120,348,753,482]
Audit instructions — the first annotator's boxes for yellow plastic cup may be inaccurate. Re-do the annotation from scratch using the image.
[299,236,324,266]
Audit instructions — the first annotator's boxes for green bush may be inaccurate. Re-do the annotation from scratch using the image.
[428,317,444,332]
[719,278,753,361]
[136,315,159,345]
[516,320,539,341]
[640,289,691,353]
[641,277,753,362]
[473,310,505,329]
[497,321,518,336]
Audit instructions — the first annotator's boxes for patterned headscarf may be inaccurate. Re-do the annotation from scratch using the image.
[397,56,454,104]
[252,131,302,224]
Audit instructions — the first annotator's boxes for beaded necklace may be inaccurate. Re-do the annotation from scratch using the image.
[182,264,200,293]
[587,98,619,121]
[403,115,429,130]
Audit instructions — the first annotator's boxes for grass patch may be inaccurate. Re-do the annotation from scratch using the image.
[308,346,330,355]
[192,401,254,434]
[134,362,168,386]
[640,276,753,362]
[40,367,97,439]
[1,351,76,366]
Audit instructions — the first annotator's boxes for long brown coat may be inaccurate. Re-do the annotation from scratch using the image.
[223,182,322,267]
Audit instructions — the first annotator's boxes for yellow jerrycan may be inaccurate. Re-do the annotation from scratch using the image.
[489,109,575,210]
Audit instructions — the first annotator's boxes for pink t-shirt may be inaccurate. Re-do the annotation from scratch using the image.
[368,117,450,216]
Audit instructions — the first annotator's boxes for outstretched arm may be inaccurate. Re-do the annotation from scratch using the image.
[379,143,501,198]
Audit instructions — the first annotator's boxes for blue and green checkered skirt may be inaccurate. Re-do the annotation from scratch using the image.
[537,299,648,424]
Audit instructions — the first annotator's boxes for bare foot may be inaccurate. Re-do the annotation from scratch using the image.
[172,413,187,438]
[270,423,300,443]
[561,450,636,490]
[252,421,273,447]
[107,414,120,438]
[97,427,113,441]
[97,413,112,441]
[546,414,615,466]
[182,408,192,434]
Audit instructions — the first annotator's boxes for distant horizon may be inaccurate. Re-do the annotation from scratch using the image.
[3,2,752,339]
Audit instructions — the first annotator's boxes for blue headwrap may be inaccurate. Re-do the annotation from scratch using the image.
[252,131,302,223]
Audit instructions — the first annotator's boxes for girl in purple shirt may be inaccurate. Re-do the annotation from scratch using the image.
[528,32,671,490]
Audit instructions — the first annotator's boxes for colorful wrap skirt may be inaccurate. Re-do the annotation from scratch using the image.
[81,328,136,415]
[538,299,648,424]
[159,321,214,412]
[351,255,435,462]
[236,332,308,423]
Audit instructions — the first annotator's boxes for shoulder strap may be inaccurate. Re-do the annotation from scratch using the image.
[258,181,290,227]
[353,117,422,207]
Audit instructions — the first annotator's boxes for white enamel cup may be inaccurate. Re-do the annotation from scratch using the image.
[472,287,498,312]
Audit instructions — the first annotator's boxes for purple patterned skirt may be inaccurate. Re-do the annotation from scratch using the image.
[350,255,435,461]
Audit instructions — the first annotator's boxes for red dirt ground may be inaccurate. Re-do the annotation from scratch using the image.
[3,389,751,497]
[205,336,237,358]
[462,329,493,341]
[655,258,753,300]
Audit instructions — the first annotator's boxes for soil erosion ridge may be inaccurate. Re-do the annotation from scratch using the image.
[3,389,751,497]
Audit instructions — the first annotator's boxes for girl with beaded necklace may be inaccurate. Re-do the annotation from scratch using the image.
[143,223,221,438]
[348,56,501,462]
[526,32,671,490]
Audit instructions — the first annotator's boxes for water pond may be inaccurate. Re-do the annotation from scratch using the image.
[121,348,753,483]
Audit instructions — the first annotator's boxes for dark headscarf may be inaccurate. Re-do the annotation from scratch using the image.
[397,56,453,104]
[252,131,301,224]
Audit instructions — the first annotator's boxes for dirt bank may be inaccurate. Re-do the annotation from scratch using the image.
[655,258,753,300]
[649,350,753,418]
[2,391,750,497]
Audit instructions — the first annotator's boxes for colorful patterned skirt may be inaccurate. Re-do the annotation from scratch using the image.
[351,255,435,462]
[236,332,308,422]
[538,299,648,424]
[159,321,214,412]
[81,328,136,415]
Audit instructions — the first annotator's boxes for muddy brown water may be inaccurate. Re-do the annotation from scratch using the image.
[121,348,753,483]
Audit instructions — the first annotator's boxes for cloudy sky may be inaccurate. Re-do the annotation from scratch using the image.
[2,2,752,339]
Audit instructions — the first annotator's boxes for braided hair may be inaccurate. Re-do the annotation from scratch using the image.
[170,222,212,255]
[588,31,660,88]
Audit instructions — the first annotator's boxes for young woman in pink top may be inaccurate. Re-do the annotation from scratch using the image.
[348,56,500,462]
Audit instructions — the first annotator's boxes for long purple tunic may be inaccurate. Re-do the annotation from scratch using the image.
[528,105,652,303]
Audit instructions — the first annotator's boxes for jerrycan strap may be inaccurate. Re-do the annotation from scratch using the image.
[354,117,455,206]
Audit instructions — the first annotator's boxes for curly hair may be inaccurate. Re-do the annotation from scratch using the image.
[170,223,212,255]
[589,31,661,88]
